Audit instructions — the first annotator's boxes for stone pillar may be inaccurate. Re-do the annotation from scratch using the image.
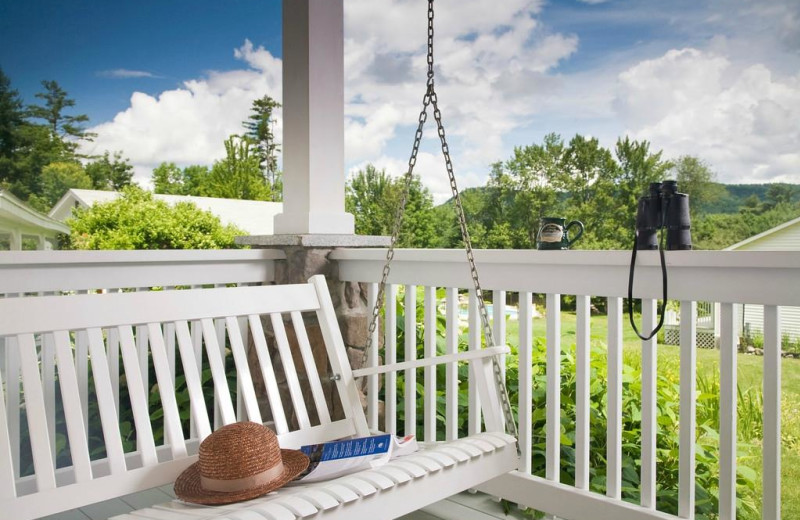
[238,235,389,427]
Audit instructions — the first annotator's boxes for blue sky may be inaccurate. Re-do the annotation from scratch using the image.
[2,0,798,201]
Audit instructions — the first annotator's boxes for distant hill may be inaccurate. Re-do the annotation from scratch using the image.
[702,183,800,214]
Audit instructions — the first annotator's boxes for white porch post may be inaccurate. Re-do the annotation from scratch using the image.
[274,0,354,235]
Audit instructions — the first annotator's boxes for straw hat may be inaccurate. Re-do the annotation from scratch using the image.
[174,422,309,505]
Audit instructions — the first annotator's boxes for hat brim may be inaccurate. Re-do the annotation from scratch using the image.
[174,449,310,505]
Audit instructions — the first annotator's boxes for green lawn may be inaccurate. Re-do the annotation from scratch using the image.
[499,310,800,519]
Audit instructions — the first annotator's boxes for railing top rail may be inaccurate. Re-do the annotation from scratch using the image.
[332,248,800,306]
[0,249,285,294]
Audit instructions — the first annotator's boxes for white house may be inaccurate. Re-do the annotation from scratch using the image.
[50,189,284,236]
[0,189,69,250]
[725,215,800,341]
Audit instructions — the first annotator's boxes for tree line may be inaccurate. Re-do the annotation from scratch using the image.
[0,68,283,215]
[348,133,800,250]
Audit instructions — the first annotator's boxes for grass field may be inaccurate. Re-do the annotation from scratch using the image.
[499,310,800,518]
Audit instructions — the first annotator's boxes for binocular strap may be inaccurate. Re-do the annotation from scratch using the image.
[627,232,668,341]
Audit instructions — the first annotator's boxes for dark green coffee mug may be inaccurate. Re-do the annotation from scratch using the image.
[536,217,584,250]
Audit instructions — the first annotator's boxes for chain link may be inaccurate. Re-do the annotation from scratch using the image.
[360,0,518,440]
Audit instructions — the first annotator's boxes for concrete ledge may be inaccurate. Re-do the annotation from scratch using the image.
[236,234,391,248]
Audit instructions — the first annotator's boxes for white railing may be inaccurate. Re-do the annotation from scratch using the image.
[331,248,800,520]
[0,249,284,482]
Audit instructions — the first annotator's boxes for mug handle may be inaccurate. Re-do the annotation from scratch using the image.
[566,220,584,247]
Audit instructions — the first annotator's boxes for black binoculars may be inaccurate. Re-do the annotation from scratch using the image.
[635,180,692,250]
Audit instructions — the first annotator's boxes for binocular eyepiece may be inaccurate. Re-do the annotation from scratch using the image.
[635,180,692,250]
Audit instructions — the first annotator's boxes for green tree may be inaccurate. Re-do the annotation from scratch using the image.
[0,68,26,179]
[64,186,242,250]
[243,95,281,199]
[28,161,92,211]
[671,155,722,215]
[27,80,94,153]
[345,165,437,248]
[152,163,212,196]
[206,136,271,200]
[85,151,133,190]
[614,136,672,233]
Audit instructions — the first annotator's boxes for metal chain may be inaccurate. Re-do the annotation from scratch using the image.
[360,0,518,439]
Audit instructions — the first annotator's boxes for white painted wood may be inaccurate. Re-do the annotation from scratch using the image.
[424,286,437,442]
[4,337,20,478]
[290,311,331,425]
[200,318,236,426]
[472,356,504,433]
[173,321,212,441]
[518,291,533,475]
[0,356,17,499]
[214,311,226,427]
[276,0,354,235]
[76,328,90,435]
[87,328,127,474]
[640,299,657,509]
[225,317,262,424]
[41,332,57,463]
[0,249,281,294]
[107,326,121,418]
[366,283,379,432]
[679,301,696,519]
[18,333,57,491]
[117,326,158,468]
[309,276,370,439]
[270,313,311,430]
[332,248,800,307]
[52,331,93,483]
[606,297,623,500]
[385,284,398,435]
[492,290,506,381]
[352,347,508,378]
[763,305,781,520]
[575,294,590,490]
[404,285,417,438]
[147,324,188,459]
[719,303,737,520]
[189,318,203,439]
[545,293,561,483]
[445,287,458,441]
[249,315,289,435]
[468,290,481,436]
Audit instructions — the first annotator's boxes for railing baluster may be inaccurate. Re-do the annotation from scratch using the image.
[679,300,697,518]
[518,291,533,475]
[493,290,506,380]
[606,297,623,500]
[117,326,158,466]
[424,286,437,442]
[367,283,379,432]
[0,349,17,498]
[575,294,590,490]
[445,287,458,441]
[763,305,781,520]
[641,298,657,509]
[546,293,561,482]
[107,325,120,421]
[468,290,481,436]
[404,285,417,438]
[86,328,126,474]
[385,284,398,435]
[719,303,737,520]
[76,327,90,436]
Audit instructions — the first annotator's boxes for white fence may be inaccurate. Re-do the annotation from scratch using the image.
[332,248,800,520]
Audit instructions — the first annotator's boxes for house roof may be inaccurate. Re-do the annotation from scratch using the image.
[725,214,800,251]
[50,189,283,236]
[0,190,70,235]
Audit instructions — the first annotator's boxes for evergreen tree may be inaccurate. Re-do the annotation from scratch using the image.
[85,151,134,190]
[243,95,281,200]
[27,80,95,152]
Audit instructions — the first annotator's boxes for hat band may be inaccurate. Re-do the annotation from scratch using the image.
[200,461,286,493]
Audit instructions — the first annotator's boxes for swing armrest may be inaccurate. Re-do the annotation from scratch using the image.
[351,345,509,378]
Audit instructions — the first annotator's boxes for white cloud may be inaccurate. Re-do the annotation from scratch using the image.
[82,40,282,183]
[97,69,159,79]
[614,48,800,183]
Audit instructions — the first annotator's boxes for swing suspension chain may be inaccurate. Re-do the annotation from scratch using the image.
[361,0,518,439]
